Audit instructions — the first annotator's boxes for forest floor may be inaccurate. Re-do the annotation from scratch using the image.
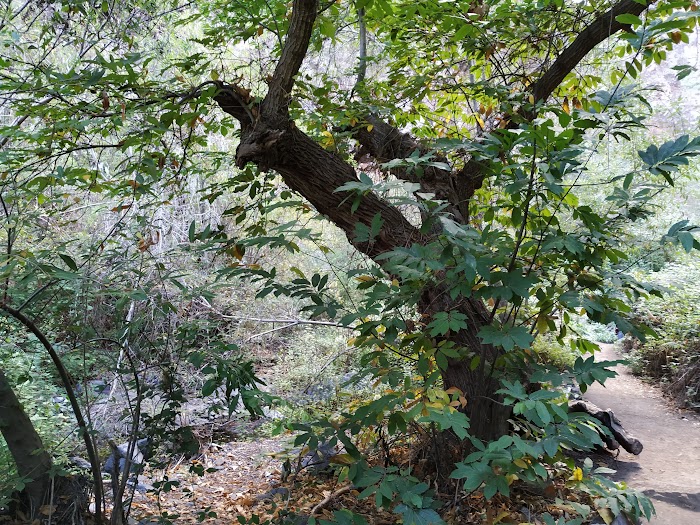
[585,343,700,524]
[121,342,700,525]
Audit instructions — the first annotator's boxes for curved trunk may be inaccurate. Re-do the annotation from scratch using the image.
[0,368,52,516]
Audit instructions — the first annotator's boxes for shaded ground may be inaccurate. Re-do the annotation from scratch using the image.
[128,435,285,524]
[119,341,700,524]
[585,343,700,524]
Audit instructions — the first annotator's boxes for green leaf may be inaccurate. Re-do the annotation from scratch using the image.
[678,231,695,252]
[58,253,78,271]
[535,402,551,426]
[320,19,336,38]
[420,406,470,439]
[615,14,642,25]
[395,505,445,525]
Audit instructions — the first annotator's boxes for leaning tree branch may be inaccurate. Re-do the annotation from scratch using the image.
[213,0,659,256]
[215,92,424,257]
[212,82,257,128]
[263,0,319,116]
[531,0,656,104]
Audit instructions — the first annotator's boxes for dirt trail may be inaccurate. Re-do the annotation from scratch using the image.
[585,343,700,524]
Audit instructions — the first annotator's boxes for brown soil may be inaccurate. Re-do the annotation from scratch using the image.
[585,343,700,524]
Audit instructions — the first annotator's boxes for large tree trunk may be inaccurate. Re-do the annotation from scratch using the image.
[0,368,52,516]
[420,283,511,442]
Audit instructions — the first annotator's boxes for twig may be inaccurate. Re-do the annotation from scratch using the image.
[310,485,353,516]
[195,298,352,330]
[245,321,300,342]
[240,317,349,327]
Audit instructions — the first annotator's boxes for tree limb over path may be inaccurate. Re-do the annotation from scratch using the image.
[531,0,657,105]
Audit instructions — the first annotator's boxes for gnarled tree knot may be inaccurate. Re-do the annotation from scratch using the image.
[235,129,287,170]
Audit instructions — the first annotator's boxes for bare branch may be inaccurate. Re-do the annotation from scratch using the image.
[310,485,353,516]
[353,7,367,92]
[213,82,257,127]
[353,115,485,221]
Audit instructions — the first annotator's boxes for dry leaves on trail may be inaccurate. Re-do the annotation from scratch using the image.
[129,436,285,524]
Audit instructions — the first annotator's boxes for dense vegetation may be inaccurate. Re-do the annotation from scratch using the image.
[0,1,699,524]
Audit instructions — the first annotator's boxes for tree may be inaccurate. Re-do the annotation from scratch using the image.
[1,0,699,523]
[208,0,699,441]
[0,368,52,515]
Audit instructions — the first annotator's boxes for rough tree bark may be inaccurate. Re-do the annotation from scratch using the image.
[212,0,658,443]
[0,368,52,516]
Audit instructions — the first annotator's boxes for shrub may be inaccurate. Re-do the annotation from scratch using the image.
[533,335,579,371]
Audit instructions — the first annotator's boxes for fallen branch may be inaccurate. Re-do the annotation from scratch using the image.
[195,297,352,331]
[310,485,353,516]
[569,400,643,455]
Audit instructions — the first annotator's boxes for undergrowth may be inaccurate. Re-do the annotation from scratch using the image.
[627,260,700,409]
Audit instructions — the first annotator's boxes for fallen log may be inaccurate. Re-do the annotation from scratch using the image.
[568,400,643,455]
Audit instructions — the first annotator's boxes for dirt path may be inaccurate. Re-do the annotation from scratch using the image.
[585,343,700,524]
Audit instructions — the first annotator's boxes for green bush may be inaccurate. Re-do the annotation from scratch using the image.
[532,335,579,371]
[0,331,77,506]
[627,261,700,407]
[569,318,618,344]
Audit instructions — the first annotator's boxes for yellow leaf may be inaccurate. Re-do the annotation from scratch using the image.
[475,114,485,130]
[210,70,220,81]
[562,96,570,114]
[355,275,375,282]
[366,124,374,132]
[536,314,549,334]
[231,245,244,260]
[528,94,535,104]
[329,454,354,465]
[570,467,583,481]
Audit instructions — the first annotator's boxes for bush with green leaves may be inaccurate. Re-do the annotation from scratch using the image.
[0,329,76,507]
[627,259,700,407]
